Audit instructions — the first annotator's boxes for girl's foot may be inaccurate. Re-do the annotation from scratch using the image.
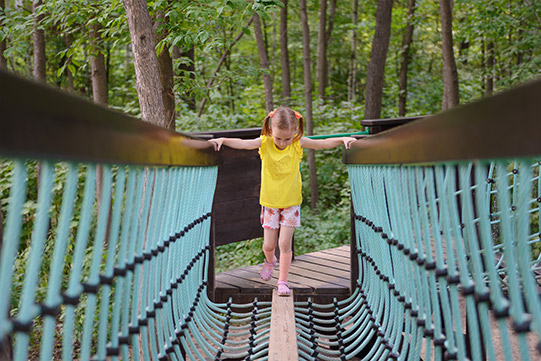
[277,281,290,297]
[260,256,277,281]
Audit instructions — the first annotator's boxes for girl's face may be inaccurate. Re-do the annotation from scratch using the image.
[270,125,297,150]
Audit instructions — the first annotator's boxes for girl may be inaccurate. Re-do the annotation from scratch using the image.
[209,106,356,296]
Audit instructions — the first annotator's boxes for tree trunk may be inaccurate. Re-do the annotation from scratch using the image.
[198,17,253,117]
[0,196,12,360]
[316,0,327,98]
[364,0,394,120]
[398,0,416,116]
[348,0,359,103]
[253,12,273,113]
[485,40,494,96]
[300,0,319,209]
[515,27,523,67]
[0,0,6,69]
[324,0,336,95]
[63,36,74,91]
[32,0,46,81]
[89,21,109,216]
[33,0,46,190]
[157,43,175,129]
[226,51,235,112]
[1,3,13,353]
[122,0,166,126]
[271,12,277,72]
[280,0,291,104]
[175,46,196,112]
[90,23,108,106]
[315,0,336,99]
[154,10,175,130]
[439,0,460,110]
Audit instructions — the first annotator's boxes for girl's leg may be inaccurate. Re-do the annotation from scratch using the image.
[261,228,278,281]
[262,228,279,263]
[277,226,295,282]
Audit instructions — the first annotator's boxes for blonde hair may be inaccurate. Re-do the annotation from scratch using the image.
[261,106,304,142]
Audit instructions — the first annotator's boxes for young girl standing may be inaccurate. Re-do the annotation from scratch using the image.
[209,106,356,296]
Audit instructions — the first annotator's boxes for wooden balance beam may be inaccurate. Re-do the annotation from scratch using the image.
[268,289,299,361]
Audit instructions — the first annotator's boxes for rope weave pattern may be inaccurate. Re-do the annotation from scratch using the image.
[0,160,271,360]
[294,160,541,360]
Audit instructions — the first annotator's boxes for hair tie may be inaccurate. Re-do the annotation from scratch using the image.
[268,109,276,117]
[294,111,302,120]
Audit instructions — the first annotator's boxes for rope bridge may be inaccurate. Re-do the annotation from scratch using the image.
[1,68,541,360]
[325,78,540,361]
[295,160,540,361]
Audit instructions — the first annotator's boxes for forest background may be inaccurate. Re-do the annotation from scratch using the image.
[1,0,540,272]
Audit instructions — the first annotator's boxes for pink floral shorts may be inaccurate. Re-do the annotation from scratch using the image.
[260,205,301,229]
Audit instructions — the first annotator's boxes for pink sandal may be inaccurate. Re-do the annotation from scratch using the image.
[260,256,277,281]
[277,281,290,297]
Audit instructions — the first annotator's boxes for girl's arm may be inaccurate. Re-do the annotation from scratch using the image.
[300,136,357,150]
[209,137,262,151]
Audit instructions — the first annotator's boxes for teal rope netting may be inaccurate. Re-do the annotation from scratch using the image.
[1,160,540,361]
[294,160,541,361]
[0,160,271,360]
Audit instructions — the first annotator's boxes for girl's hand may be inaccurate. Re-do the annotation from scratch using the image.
[209,138,224,151]
[342,137,357,149]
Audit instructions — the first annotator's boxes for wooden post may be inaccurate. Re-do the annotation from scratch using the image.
[0,200,12,359]
[268,290,298,361]
[350,200,359,293]
[207,207,216,302]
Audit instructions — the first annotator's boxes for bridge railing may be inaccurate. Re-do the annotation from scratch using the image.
[0,70,273,360]
[323,78,541,360]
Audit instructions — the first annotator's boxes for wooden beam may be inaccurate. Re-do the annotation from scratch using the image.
[269,289,298,361]
[0,69,220,167]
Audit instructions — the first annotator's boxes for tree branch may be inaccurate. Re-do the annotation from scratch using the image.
[197,16,254,117]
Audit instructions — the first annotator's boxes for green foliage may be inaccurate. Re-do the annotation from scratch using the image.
[216,238,265,273]
[2,0,539,120]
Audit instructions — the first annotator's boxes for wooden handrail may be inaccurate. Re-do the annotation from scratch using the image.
[0,69,219,167]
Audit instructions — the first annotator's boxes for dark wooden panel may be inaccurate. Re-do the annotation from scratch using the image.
[214,198,261,224]
[361,116,424,135]
[214,184,259,203]
[212,145,262,245]
[218,156,260,176]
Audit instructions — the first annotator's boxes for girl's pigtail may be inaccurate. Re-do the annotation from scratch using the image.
[261,114,272,136]
[295,114,304,141]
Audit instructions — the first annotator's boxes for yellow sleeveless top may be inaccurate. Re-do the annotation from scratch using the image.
[258,135,303,208]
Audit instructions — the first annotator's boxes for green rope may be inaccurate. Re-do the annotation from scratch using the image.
[294,160,541,360]
[1,156,540,360]
[306,130,368,139]
[0,159,272,360]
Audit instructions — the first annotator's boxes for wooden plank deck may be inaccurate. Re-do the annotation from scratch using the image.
[213,245,352,304]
